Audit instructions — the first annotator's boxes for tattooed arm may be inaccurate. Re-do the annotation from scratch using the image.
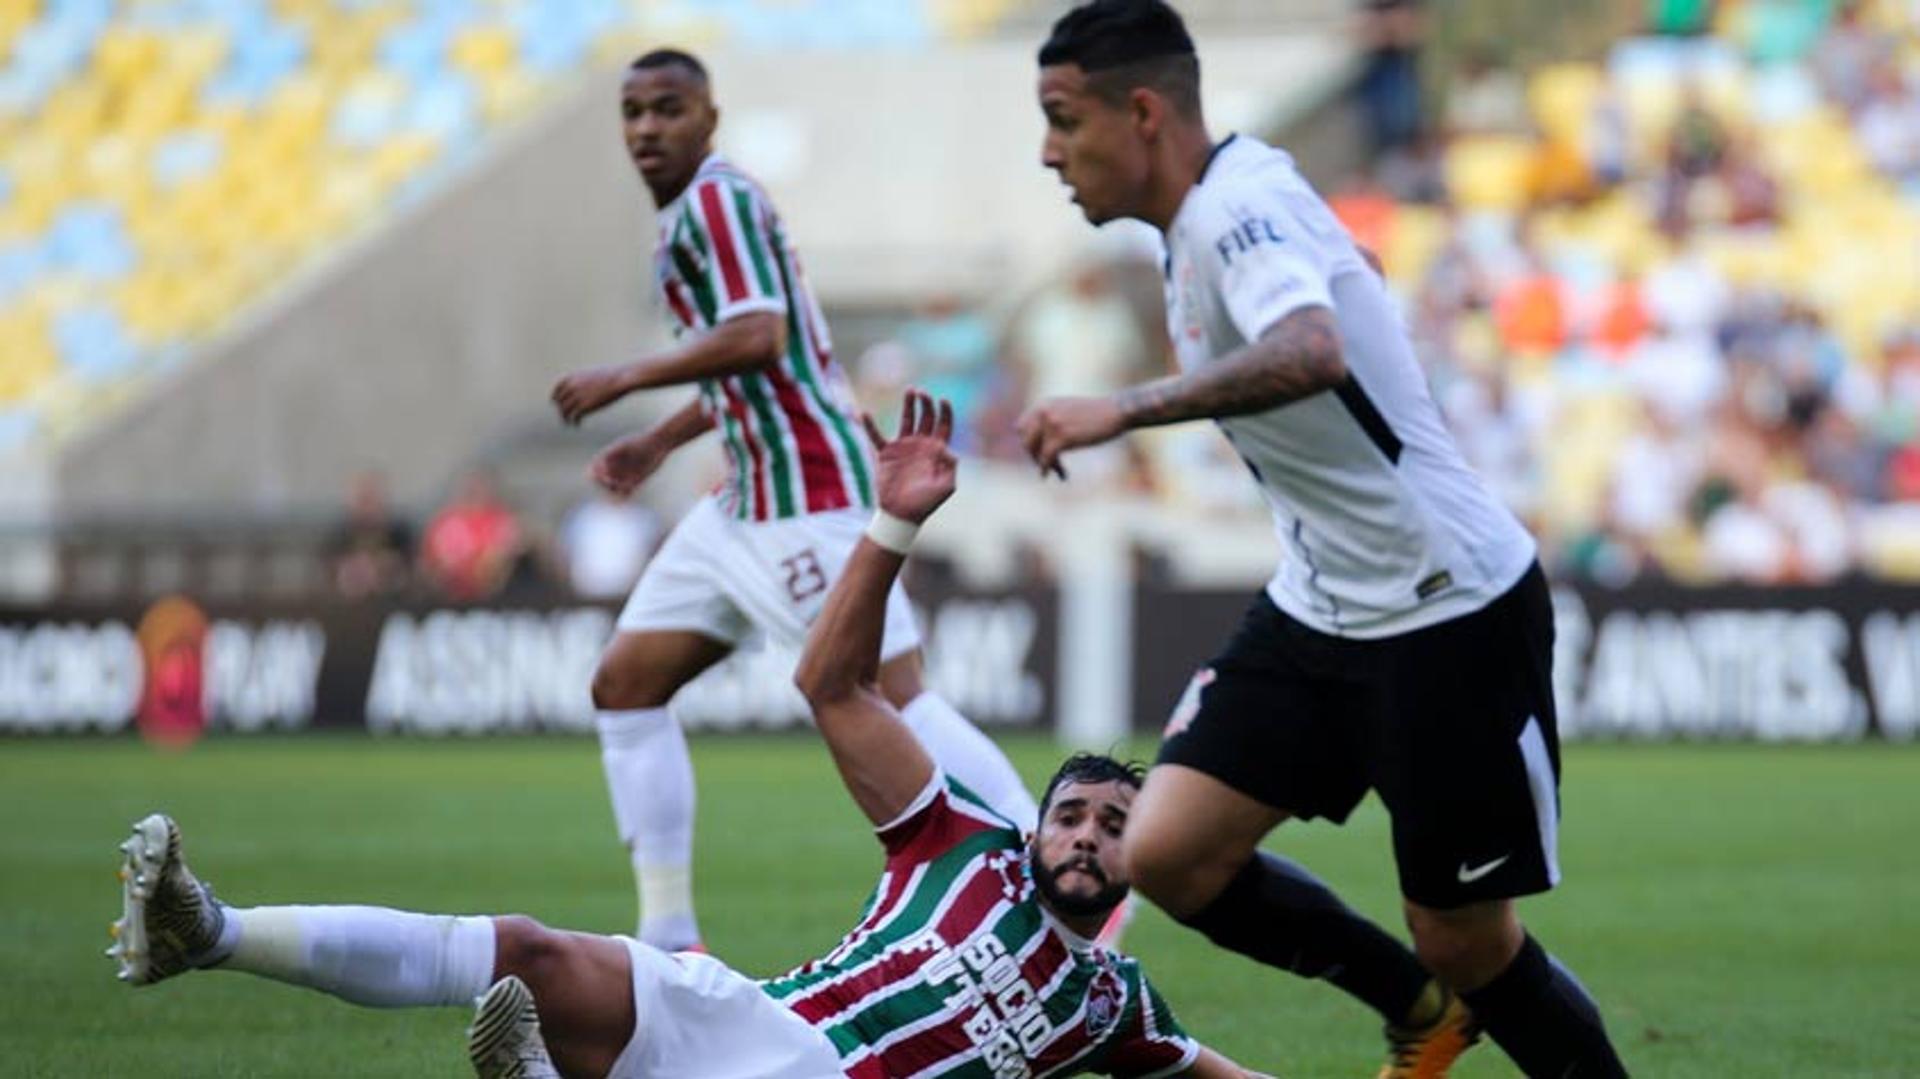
[1015,306,1346,477]
[1115,306,1346,426]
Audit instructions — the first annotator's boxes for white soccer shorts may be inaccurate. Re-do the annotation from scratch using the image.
[608,938,843,1079]
[617,495,922,660]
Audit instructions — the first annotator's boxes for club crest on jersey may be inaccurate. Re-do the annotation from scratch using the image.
[1085,967,1124,1038]
[1164,668,1216,737]
[1214,217,1287,266]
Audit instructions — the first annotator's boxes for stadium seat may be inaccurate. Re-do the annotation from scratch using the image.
[0,0,1030,454]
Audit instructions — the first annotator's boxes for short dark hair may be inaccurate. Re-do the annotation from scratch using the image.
[630,48,709,83]
[1038,2,1201,117]
[1038,752,1146,817]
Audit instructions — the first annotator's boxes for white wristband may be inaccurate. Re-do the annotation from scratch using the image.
[866,510,920,555]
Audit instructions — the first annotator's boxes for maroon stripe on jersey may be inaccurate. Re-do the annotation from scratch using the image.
[788,863,1007,1024]
[663,278,696,329]
[697,183,750,303]
[1020,932,1071,987]
[718,379,770,521]
[885,797,1005,867]
[846,1057,888,1079]
[765,365,849,512]
[1031,1016,1104,1075]
[787,939,941,1023]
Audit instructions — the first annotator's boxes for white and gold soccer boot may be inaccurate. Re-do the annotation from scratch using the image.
[107,813,226,986]
[467,975,560,1079]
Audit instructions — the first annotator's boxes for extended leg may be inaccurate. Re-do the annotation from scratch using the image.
[591,629,732,949]
[1124,765,1441,1025]
[1406,899,1627,1078]
[110,815,634,1076]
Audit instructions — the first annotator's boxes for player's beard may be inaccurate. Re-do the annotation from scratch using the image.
[1030,849,1129,918]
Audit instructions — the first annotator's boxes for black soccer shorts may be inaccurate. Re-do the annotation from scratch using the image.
[1157,563,1563,909]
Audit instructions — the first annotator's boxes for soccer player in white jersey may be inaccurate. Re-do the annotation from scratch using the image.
[109,393,1267,1079]
[547,49,1037,952]
[1015,4,1628,1078]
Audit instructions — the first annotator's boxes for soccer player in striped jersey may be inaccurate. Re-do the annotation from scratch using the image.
[1017,4,1626,1078]
[109,393,1265,1079]
[548,49,1037,953]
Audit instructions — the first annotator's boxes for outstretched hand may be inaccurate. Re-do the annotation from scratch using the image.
[551,364,633,425]
[862,389,957,526]
[1014,395,1127,481]
[588,432,667,498]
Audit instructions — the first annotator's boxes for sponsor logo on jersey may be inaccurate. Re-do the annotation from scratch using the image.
[919,929,1056,1079]
[1213,217,1287,266]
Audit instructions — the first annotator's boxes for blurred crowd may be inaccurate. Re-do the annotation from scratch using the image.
[325,0,1920,600]
[845,0,1920,588]
[326,468,659,603]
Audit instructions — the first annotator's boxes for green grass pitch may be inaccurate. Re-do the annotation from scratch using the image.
[3,736,1916,1076]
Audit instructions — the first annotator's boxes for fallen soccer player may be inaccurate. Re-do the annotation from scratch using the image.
[110,392,1270,1079]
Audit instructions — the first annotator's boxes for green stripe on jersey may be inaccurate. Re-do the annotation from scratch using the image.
[669,240,717,325]
[736,377,797,518]
[767,230,874,506]
[680,200,711,259]
[704,384,753,520]
[732,187,779,297]
[764,827,1020,1000]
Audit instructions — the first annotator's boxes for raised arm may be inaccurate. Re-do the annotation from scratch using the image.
[1016,306,1345,476]
[552,311,787,424]
[792,391,956,826]
[587,397,717,498]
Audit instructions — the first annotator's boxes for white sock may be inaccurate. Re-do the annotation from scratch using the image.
[900,692,1038,833]
[597,707,700,950]
[210,905,495,1008]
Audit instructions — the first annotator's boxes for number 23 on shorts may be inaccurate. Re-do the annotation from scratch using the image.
[782,548,828,605]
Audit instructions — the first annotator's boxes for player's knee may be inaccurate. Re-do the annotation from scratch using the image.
[1122,827,1206,914]
[492,915,569,983]
[1405,902,1520,988]
[591,658,667,711]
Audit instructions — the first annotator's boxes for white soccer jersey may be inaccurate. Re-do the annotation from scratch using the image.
[1161,135,1536,638]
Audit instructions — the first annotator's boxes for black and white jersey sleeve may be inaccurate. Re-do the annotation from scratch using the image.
[1162,135,1537,638]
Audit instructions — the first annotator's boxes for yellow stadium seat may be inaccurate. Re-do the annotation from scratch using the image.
[480,68,543,124]
[0,315,59,404]
[1445,136,1536,212]
[166,30,232,89]
[452,26,518,78]
[0,5,37,64]
[1381,204,1449,286]
[93,29,165,91]
[369,136,440,193]
[932,0,1018,40]
[40,83,111,145]
[1528,63,1604,145]
[78,134,148,201]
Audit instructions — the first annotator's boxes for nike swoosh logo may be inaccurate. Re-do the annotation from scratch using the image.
[1457,855,1511,883]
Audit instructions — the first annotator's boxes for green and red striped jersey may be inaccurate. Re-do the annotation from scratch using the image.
[761,774,1199,1079]
[654,154,874,522]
